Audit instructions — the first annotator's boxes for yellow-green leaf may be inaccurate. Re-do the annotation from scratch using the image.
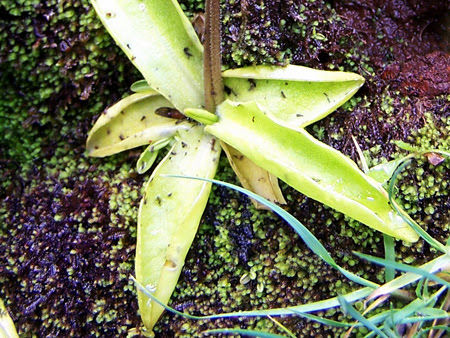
[0,299,19,338]
[91,0,204,110]
[223,65,364,130]
[221,143,286,209]
[136,126,220,331]
[205,101,418,242]
[136,137,173,174]
[86,91,191,157]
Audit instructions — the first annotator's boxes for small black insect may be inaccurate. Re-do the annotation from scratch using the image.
[248,79,256,90]
[155,196,162,205]
[224,85,237,96]
[183,47,193,58]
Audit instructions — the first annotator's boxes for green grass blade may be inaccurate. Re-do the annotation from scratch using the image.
[383,234,396,282]
[203,329,287,337]
[417,307,448,317]
[338,296,388,338]
[167,175,377,288]
[381,324,400,338]
[268,316,296,338]
[367,254,449,301]
[354,252,450,288]
[390,286,446,325]
[290,310,356,328]
[416,325,450,335]
[415,278,425,299]
[387,159,447,254]
[132,275,374,320]
[399,315,449,324]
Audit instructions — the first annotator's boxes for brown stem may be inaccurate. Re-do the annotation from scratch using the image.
[204,0,224,112]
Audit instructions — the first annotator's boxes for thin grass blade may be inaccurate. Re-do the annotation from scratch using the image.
[367,254,449,301]
[354,252,450,288]
[291,310,356,328]
[387,158,448,254]
[133,275,374,320]
[268,316,297,338]
[203,329,287,337]
[383,234,396,282]
[338,296,388,338]
[167,175,376,288]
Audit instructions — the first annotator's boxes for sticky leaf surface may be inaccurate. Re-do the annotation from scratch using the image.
[136,126,220,330]
[223,65,364,130]
[86,91,191,157]
[205,101,418,242]
[91,0,204,110]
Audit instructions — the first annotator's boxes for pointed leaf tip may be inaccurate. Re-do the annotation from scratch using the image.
[223,65,364,130]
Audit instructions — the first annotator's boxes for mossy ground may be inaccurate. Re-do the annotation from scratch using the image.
[0,0,448,336]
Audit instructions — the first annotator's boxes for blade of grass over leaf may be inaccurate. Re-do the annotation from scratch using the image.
[166,175,377,288]
[368,158,407,185]
[202,101,419,242]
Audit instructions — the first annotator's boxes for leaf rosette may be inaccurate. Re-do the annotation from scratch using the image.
[87,0,418,331]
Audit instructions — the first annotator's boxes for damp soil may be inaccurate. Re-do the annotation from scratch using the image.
[0,0,448,336]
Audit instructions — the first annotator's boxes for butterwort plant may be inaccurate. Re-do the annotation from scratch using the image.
[86,0,418,332]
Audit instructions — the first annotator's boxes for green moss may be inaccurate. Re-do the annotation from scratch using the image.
[0,0,138,167]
